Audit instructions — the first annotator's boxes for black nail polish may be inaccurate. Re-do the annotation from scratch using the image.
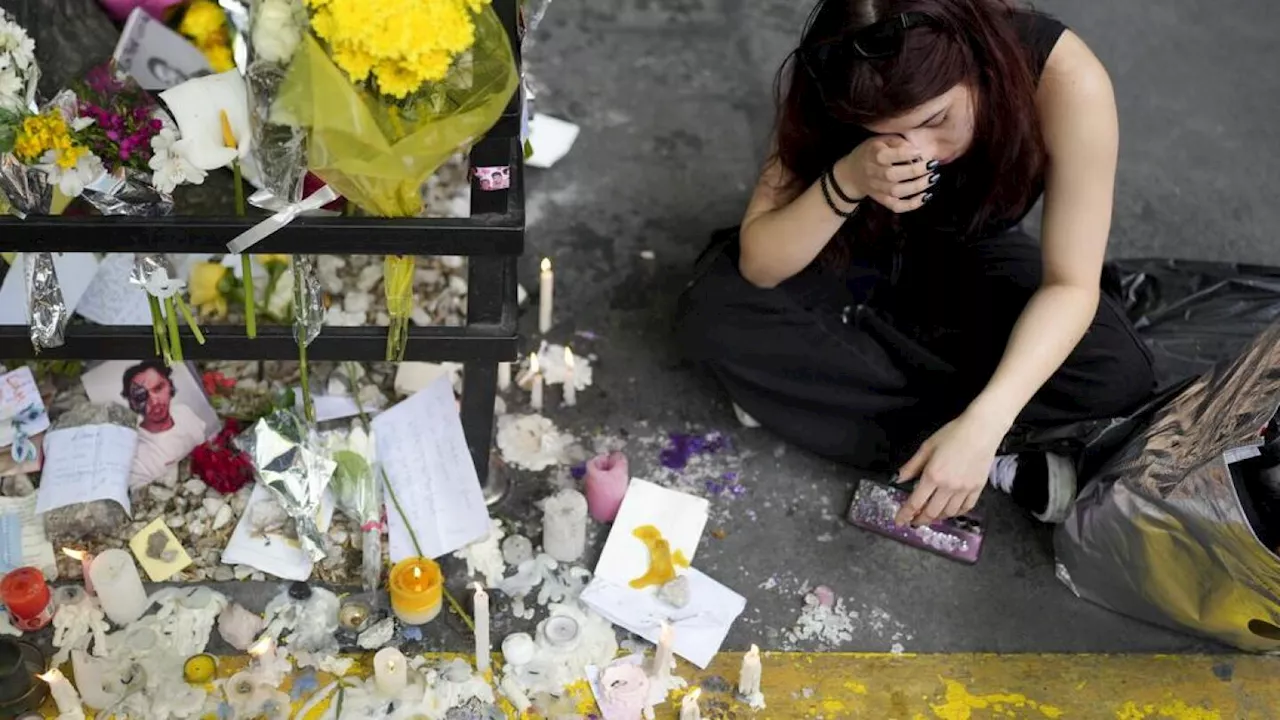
[926,160,939,170]
[928,173,940,185]
[922,192,933,203]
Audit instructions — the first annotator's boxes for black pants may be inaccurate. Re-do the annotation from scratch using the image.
[674,227,1158,471]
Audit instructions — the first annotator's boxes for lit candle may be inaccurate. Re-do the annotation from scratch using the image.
[738,643,762,697]
[498,362,512,391]
[62,548,96,596]
[538,258,554,333]
[529,353,543,411]
[584,451,629,523]
[563,347,577,407]
[473,583,491,673]
[86,549,148,626]
[651,621,675,688]
[246,635,292,687]
[373,647,408,697]
[680,687,702,720]
[389,557,443,625]
[38,668,85,719]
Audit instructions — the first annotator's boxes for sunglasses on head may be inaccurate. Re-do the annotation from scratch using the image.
[798,11,939,76]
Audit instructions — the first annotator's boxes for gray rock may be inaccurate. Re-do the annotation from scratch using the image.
[658,575,691,609]
[356,617,395,650]
[213,566,236,582]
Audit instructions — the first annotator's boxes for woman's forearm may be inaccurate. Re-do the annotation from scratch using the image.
[967,283,1100,429]
[738,170,859,288]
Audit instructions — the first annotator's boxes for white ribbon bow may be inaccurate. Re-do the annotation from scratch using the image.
[226,185,340,254]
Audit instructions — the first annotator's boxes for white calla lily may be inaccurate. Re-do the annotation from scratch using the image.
[158,70,260,183]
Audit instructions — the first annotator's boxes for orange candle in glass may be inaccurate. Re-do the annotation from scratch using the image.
[389,557,442,625]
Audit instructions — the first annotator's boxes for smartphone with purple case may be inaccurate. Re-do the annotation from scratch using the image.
[846,479,984,564]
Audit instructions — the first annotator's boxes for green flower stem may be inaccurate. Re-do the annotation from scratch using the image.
[164,296,183,362]
[175,296,205,345]
[351,372,475,633]
[298,337,314,423]
[241,255,256,339]
[232,160,246,216]
[147,294,165,358]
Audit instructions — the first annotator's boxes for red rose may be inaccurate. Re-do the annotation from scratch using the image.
[191,418,254,495]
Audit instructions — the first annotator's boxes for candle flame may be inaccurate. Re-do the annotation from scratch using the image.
[541,258,551,273]
[247,635,274,658]
[62,548,86,561]
[37,668,63,683]
[529,353,540,374]
[412,566,422,580]
[564,346,575,369]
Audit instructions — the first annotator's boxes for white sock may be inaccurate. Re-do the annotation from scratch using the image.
[988,454,1018,493]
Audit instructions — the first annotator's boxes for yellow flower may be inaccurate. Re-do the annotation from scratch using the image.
[180,1,228,45]
[305,0,492,97]
[256,254,289,267]
[189,262,230,318]
[203,43,235,72]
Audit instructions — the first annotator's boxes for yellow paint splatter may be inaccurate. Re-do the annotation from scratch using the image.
[629,525,691,589]
[1115,700,1221,720]
[821,699,847,713]
[930,678,1063,720]
[845,680,869,694]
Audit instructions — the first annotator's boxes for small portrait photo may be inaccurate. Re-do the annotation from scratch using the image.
[81,360,219,486]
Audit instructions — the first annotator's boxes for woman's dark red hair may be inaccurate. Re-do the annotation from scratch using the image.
[772,0,1046,269]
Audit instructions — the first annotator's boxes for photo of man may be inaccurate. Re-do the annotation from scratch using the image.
[82,360,219,487]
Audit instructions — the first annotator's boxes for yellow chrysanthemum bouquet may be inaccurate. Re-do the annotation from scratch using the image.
[274,0,520,361]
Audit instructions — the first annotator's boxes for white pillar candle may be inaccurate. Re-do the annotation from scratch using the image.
[87,549,148,626]
[373,647,408,697]
[738,643,762,696]
[562,347,577,407]
[538,258,554,333]
[529,353,543,411]
[501,632,535,666]
[541,489,588,563]
[680,687,702,720]
[38,669,85,719]
[651,620,675,688]
[473,583,491,673]
[497,362,512,391]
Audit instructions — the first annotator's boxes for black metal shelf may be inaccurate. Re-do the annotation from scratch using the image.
[0,0,527,488]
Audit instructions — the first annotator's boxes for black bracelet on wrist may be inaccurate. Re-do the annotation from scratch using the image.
[825,165,862,205]
[820,171,859,219]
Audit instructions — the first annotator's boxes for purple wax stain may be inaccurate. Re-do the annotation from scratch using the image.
[217,702,233,720]
[402,626,423,642]
[660,431,730,470]
[570,463,587,480]
[290,669,319,700]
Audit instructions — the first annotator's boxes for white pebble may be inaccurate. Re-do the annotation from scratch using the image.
[184,479,206,496]
[356,265,382,293]
[167,516,185,529]
[203,498,226,517]
[213,505,235,531]
[234,565,255,580]
[344,291,373,314]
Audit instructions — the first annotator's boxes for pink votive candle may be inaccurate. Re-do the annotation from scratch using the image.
[584,452,629,523]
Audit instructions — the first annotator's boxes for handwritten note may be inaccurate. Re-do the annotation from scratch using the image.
[373,375,490,561]
[0,252,101,324]
[35,425,137,517]
[0,494,58,579]
[76,253,154,326]
[0,366,50,440]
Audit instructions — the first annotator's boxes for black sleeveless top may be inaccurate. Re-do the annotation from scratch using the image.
[899,9,1067,240]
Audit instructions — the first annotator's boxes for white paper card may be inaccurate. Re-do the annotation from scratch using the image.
[76,253,153,326]
[0,494,59,580]
[526,113,581,169]
[373,376,490,561]
[35,424,137,517]
[594,478,709,587]
[0,253,101,325]
[221,483,336,581]
[296,391,362,423]
[112,7,213,90]
[580,569,746,669]
[0,366,50,441]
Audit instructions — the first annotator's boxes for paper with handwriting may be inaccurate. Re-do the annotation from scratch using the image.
[0,494,58,579]
[35,424,137,517]
[0,366,50,442]
[373,375,490,561]
[76,253,153,326]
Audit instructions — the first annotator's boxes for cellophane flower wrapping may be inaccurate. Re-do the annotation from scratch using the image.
[273,5,518,217]
[322,421,383,592]
[247,0,308,205]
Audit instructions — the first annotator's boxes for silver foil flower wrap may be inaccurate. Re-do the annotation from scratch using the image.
[24,252,69,350]
[0,153,54,217]
[235,409,336,563]
[1055,319,1280,652]
[80,168,175,218]
[291,254,322,347]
